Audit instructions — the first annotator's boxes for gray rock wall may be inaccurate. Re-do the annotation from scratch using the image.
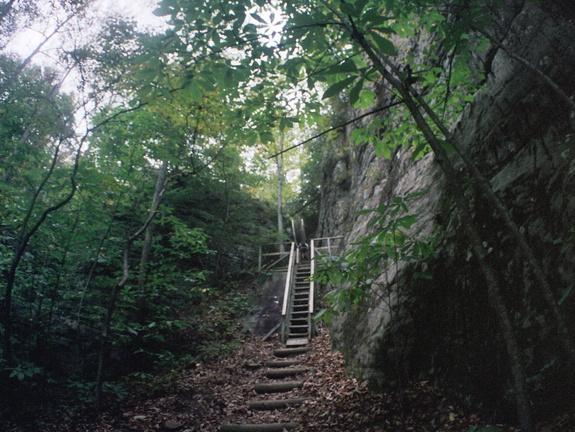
[317,1,575,422]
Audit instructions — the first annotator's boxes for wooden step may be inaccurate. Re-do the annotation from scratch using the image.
[265,367,308,378]
[254,381,303,393]
[288,322,309,328]
[220,422,299,431]
[248,398,308,411]
[273,346,311,357]
[265,359,303,368]
[285,337,309,347]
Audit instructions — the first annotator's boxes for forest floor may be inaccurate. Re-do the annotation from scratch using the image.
[7,323,554,432]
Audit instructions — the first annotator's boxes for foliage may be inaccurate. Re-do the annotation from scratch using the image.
[314,193,434,323]
[0,12,278,421]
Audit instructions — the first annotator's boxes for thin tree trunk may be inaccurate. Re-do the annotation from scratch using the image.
[136,160,168,321]
[94,162,169,412]
[2,136,79,365]
[411,86,574,359]
[277,134,285,252]
[76,200,122,333]
[319,4,534,429]
[1,12,79,93]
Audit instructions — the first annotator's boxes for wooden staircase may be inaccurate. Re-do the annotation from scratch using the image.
[285,263,312,347]
[219,344,312,431]
[219,238,342,431]
[219,251,314,431]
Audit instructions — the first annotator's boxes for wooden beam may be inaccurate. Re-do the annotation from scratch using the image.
[248,398,308,410]
[254,381,303,393]
[220,422,299,432]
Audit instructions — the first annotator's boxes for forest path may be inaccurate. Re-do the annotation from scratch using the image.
[133,326,519,432]
[220,340,312,431]
[38,325,526,432]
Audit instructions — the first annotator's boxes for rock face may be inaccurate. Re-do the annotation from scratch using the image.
[317,1,575,423]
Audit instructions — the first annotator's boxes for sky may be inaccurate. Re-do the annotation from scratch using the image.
[6,0,169,61]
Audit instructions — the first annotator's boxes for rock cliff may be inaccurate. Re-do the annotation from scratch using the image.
[317,1,575,423]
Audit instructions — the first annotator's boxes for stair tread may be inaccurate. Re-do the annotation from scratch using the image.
[254,380,303,393]
[266,360,303,367]
[220,422,299,431]
[285,337,309,346]
[265,367,309,377]
[273,347,311,357]
[247,398,308,411]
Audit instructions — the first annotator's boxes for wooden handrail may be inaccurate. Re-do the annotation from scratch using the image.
[281,242,296,317]
[310,239,316,314]
[311,236,343,242]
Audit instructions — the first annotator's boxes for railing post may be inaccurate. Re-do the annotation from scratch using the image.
[258,245,262,272]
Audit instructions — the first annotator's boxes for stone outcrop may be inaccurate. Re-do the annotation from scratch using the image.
[317,1,575,422]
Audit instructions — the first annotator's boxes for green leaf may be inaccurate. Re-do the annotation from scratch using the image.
[362,8,391,26]
[183,82,203,103]
[250,13,267,24]
[558,284,574,306]
[439,139,456,152]
[324,58,358,75]
[354,0,370,15]
[370,31,397,56]
[349,78,364,107]
[322,76,356,99]
[341,3,358,17]
[152,5,173,17]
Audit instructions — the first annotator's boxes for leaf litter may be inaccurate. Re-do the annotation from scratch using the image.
[7,324,573,431]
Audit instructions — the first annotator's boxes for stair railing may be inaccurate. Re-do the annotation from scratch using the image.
[309,236,343,338]
[309,239,316,339]
[258,242,292,271]
[280,242,296,343]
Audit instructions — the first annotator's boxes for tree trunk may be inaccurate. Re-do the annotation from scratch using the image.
[136,160,169,322]
[2,137,80,365]
[94,162,169,412]
[277,134,285,252]
[410,87,575,360]
[318,5,534,429]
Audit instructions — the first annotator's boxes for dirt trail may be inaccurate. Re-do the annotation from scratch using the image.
[32,324,530,432]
